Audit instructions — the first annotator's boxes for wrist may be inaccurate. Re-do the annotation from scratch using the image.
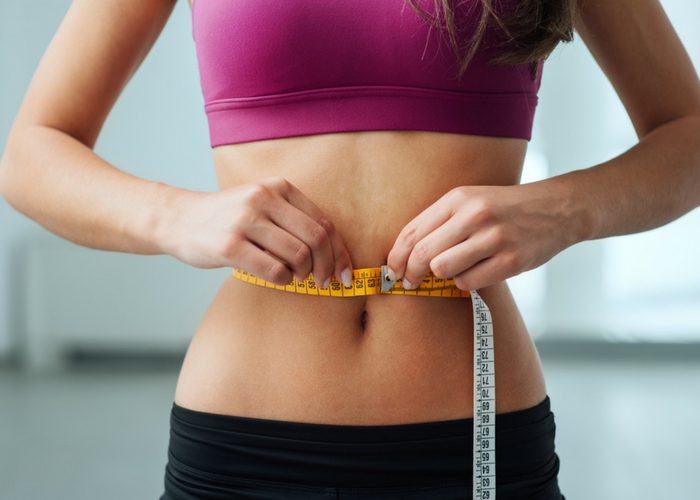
[532,170,600,246]
[141,181,194,256]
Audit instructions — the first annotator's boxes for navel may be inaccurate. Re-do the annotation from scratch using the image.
[359,309,368,331]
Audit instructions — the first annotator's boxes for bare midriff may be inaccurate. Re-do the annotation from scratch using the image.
[173,130,548,425]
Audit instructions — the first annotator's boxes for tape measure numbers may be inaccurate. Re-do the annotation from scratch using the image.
[231,265,496,498]
[471,289,496,499]
[232,265,472,297]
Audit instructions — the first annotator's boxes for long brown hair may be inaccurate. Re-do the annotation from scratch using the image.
[405,0,578,82]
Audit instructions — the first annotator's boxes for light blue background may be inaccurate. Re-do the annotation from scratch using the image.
[2,1,699,360]
[1,1,699,499]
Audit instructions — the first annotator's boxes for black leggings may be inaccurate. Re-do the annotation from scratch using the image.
[160,395,565,499]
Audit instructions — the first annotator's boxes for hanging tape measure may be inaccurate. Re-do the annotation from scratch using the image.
[231,265,496,499]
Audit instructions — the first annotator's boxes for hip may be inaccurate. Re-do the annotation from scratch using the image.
[160,394,565,499]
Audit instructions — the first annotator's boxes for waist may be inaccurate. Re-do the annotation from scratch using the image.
[175,275,548,424]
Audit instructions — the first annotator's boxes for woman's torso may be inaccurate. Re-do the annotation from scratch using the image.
[173,129,548,425]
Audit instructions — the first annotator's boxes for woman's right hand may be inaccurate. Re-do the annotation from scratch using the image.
[157,176,354,289]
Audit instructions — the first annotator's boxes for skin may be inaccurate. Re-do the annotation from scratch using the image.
[1,0,699,425]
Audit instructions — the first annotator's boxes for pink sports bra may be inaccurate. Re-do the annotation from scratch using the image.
[191,0,544,148]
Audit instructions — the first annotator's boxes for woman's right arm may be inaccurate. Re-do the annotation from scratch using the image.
[0,0,354,287]
[0,0,181,256]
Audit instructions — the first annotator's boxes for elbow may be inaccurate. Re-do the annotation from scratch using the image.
[0,127,33,211]
[0,123,38,208]
[0,139,19,206]
[0,149,12,203]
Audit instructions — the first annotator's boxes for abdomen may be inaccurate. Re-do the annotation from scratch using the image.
[173,129,548,424]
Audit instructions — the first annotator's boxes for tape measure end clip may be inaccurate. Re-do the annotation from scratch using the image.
[380,265,397,293]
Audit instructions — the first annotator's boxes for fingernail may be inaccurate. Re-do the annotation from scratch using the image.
[341,267,353,288]
[387,267,396,281]
[403,277,413,289]
[322,277,330,289]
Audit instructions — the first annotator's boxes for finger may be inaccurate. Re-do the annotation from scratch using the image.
[233,237,293,286]
[316,217,354,288]
[386,195,454,281]
[452,252,514,292]
[400,215,470,290]
[265,188,335,286]
[278,180,354,286]
[429,228,499,280]
[244,217,315,282]
[269,203,334,285]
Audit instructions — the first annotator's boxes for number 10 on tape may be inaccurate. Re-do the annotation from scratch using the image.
[471,290,495,499]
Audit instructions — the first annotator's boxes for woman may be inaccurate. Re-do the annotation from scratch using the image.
[2,0,699,498]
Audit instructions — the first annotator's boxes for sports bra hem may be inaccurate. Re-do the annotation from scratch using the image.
[203,84,538,147]
[204,84,538,112]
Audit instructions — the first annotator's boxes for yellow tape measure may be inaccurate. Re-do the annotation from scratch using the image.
[231,265,473,298]
[230,264,496,498]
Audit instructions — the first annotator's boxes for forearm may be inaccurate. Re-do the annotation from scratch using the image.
[538,115,700,245]
[0,125,187,255]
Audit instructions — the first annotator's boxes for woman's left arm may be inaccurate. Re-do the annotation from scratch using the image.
[385,0,700,291]
[544,0,700,242]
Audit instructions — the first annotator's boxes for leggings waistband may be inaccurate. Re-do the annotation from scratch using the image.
[167,395,558,489]
[171,395,552,442]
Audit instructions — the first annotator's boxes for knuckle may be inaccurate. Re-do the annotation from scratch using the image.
[400,224,418,247]
[430,258,449,278]
[264,175,287,189]
[220,234,242,260]
[266,176,292,198]
[243,183,272,206]
[317,216,335,237]
[267,261,290,284]
[448,186,467,204]
[292,244,312,269]
[471,198,494,223]
[504,251,521,271]
[309,223,329,249]
[235,207,258,227]
[412,240,431,263]
[489,224,508,246]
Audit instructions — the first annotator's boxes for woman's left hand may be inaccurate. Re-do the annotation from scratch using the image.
[385,182,580,291]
